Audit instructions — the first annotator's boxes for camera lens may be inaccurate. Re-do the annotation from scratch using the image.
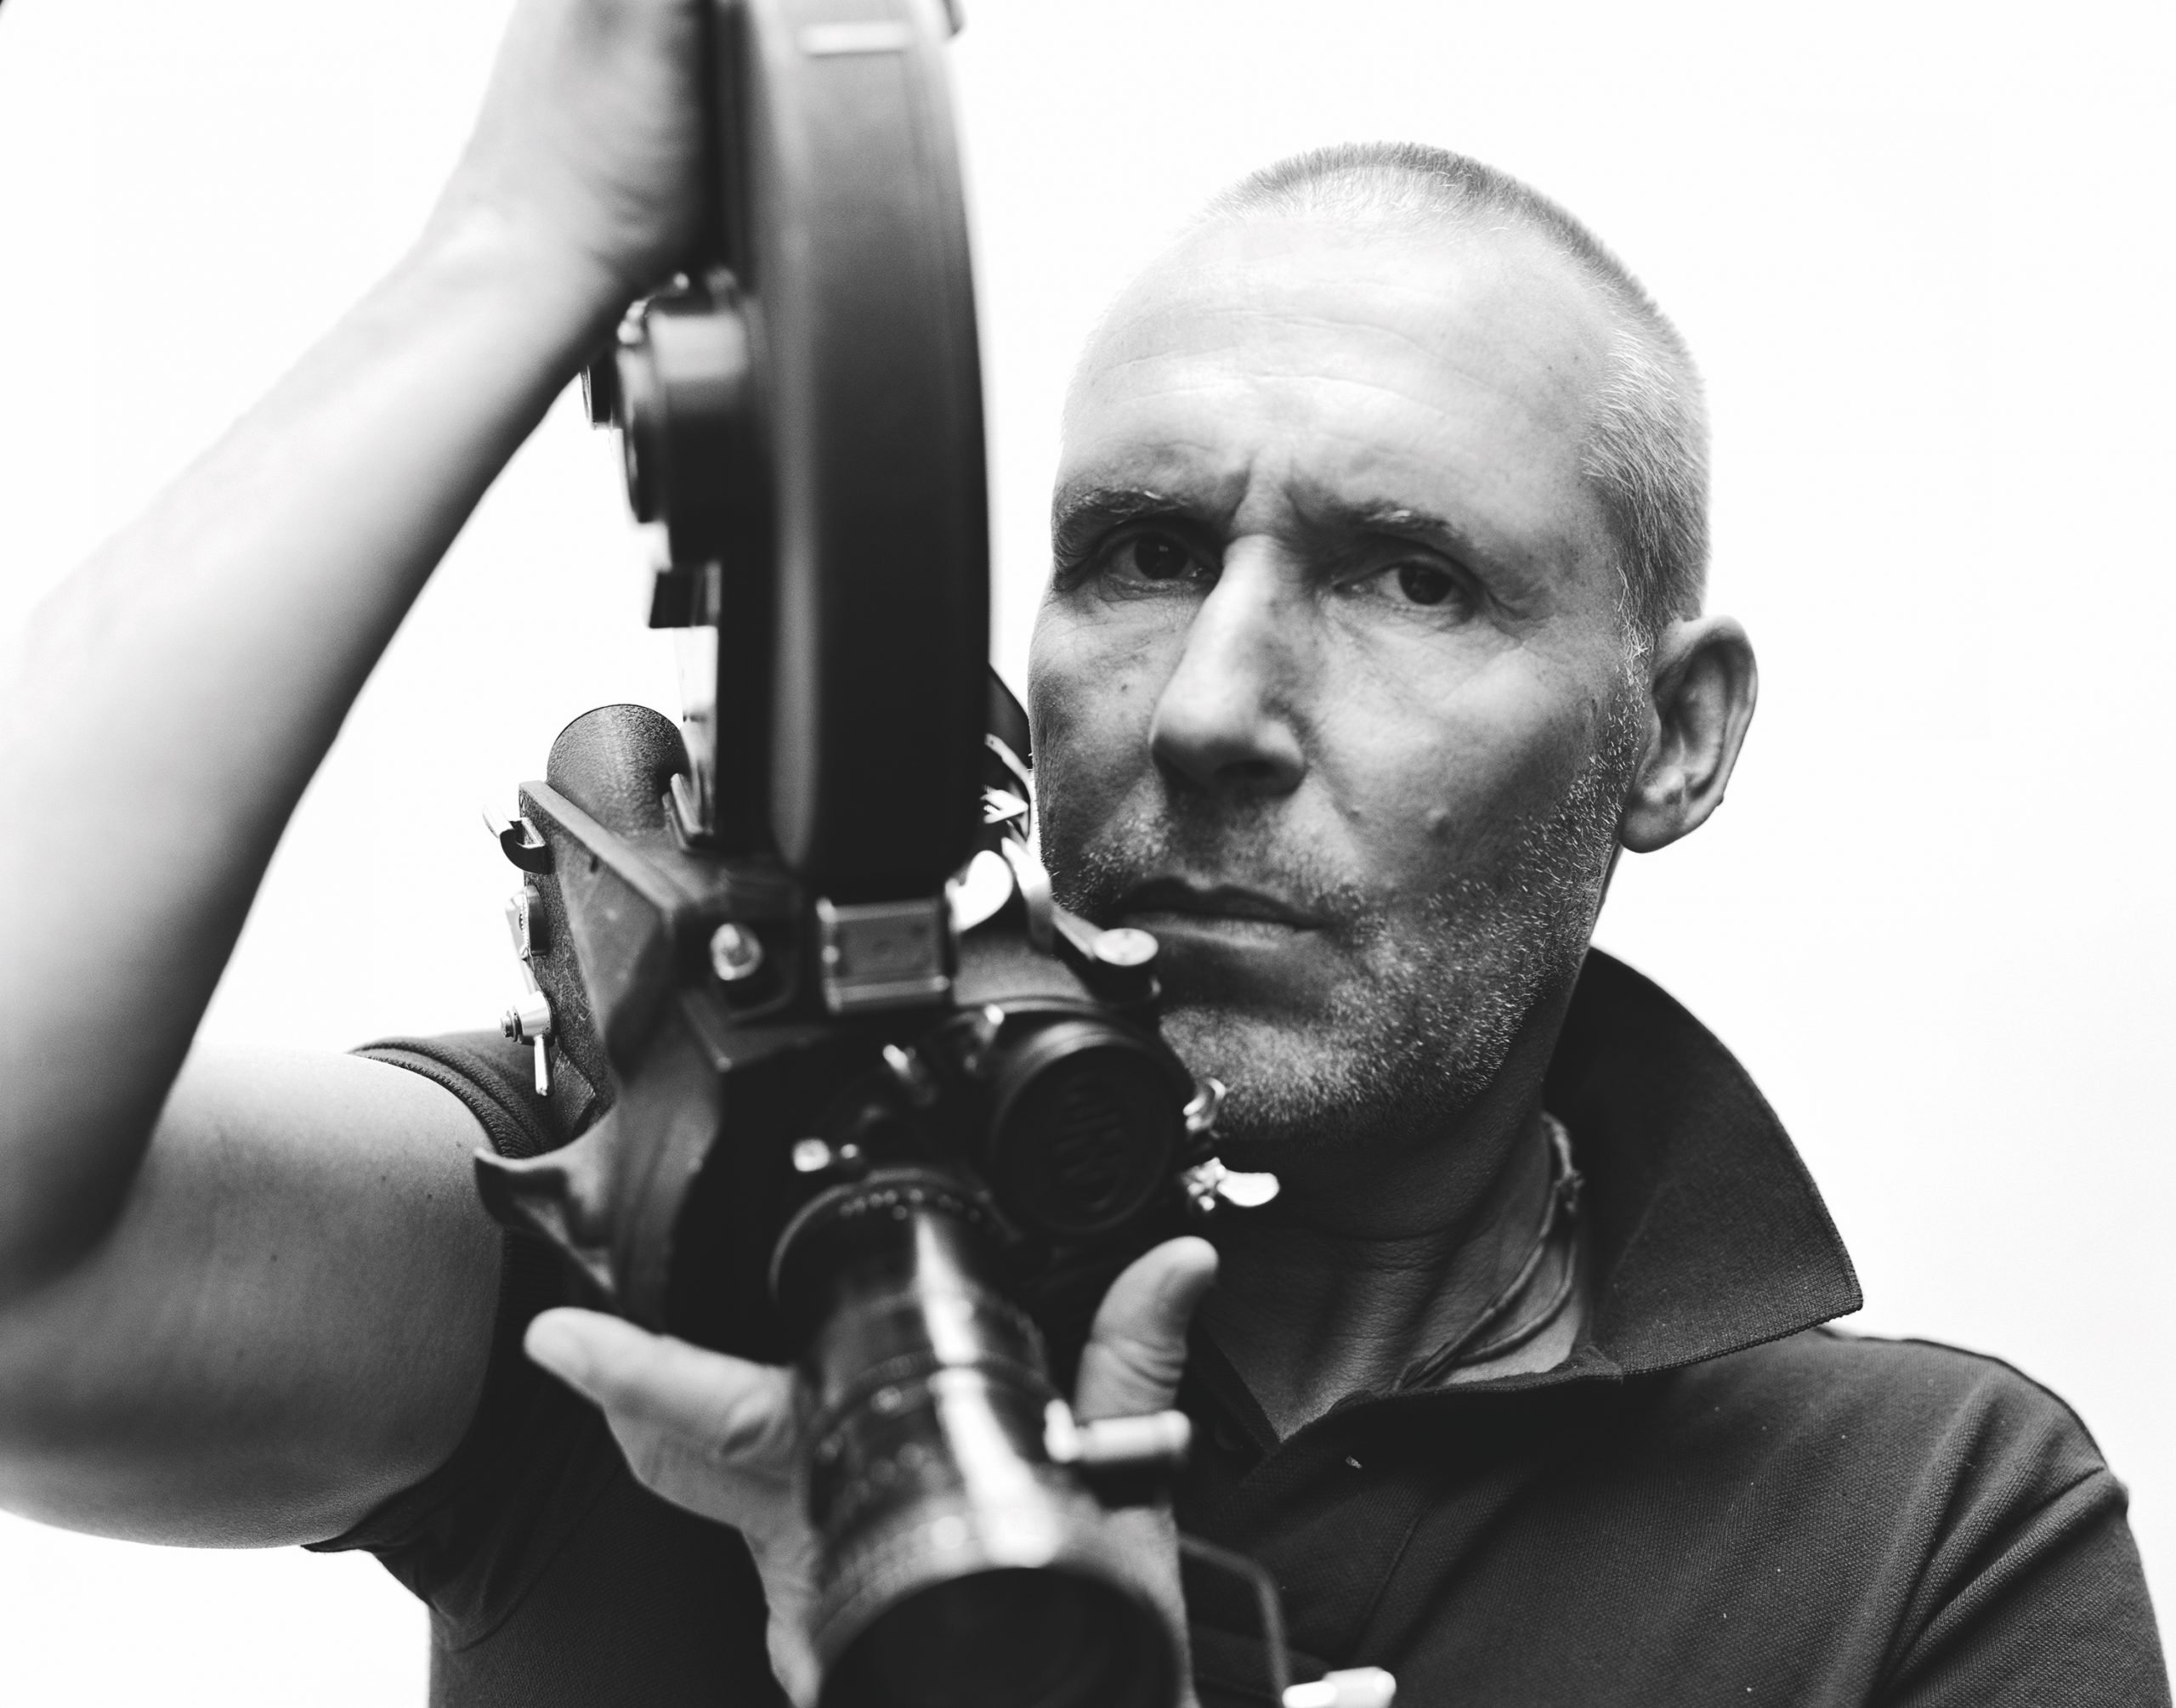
[983,1019,1187,1242]
[828,1565,1168,1708]
[775,1173,1181,1708]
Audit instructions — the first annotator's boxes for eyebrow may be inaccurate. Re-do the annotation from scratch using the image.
[1055,480,1498,560]
[1049,484,1192,560]
[1047,478,1539,603]
[1051,482,1187,528]
[1316,500,1506,577]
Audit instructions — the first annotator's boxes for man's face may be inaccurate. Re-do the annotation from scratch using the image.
[1030,213,1647,1162]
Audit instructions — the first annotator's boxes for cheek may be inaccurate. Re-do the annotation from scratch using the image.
[1311,659,1605,881]
[1027,601,1165,814]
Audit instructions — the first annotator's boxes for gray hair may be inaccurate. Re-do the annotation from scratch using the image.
[1202,143,1708,642]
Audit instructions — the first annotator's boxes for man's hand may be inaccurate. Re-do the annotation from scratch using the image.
[526,1236,1220,1706]
[431,0,711,307]
[526,1308,824,1702]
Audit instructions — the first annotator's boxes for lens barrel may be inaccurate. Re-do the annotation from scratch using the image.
[774,1171,1179,1708]
[981,1018,1187,1243]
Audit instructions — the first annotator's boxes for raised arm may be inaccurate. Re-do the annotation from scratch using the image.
[0,0,706,1543]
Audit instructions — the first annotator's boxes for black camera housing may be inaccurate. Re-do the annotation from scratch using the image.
[482,692,1215,1374]
[469,6,1224,1705]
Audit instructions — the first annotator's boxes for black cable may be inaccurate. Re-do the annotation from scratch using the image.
[1395,1115,1583,1390]
[1457,1230,1580,1366]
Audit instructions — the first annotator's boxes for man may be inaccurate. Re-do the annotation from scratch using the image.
[0,2,2162,1705]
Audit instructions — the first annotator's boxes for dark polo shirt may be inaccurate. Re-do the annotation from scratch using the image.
[316,953,2169,1705]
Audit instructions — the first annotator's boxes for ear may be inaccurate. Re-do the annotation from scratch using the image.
[1620,615,1758,854]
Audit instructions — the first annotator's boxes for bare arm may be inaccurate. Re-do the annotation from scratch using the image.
[0,0,706,1541]
[0,1052,500,1546]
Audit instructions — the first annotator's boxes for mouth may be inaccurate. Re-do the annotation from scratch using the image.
[1114,877,1327,934]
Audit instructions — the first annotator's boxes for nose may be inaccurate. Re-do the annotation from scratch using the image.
[1148,550,1307,797]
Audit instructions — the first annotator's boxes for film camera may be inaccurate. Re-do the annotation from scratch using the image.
[469,3,1306,1705]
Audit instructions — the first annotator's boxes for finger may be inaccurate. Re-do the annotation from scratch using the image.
[1074,1236,1219,1422]
[525,1308,799,1471]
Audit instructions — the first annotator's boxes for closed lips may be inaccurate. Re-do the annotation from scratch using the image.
[1117,879,1324,930]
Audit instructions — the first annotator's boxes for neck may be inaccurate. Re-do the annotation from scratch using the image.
[1198,1008,1570,1439]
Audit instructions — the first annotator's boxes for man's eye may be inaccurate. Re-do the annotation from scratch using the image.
[1330,552,1482,626]
[1358,557,1473,619]
[1108,531,1201,583]
[1395,563,1456,606]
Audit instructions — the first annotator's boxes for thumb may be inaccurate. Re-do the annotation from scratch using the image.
[1074,1236,1219,1422]
[524,1307,799,1480]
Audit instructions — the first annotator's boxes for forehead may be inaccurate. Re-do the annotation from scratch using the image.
[1061,213,1622,578]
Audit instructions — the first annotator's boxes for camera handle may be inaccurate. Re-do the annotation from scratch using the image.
[1177,1536,1397,1708]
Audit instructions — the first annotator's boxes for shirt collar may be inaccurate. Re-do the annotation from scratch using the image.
[1180,949,1861,1468]
[1536,947,1862,1381]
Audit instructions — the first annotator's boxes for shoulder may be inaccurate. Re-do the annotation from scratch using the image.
[1639,1333,2166,1700]
[1640,1326,2120,1524]
[1686,1327,2103,1440]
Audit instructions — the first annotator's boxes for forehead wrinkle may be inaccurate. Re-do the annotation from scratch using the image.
[1085,298,1585,407]
[1074,286,1604,461]
[1086,216,1618,417]
[1079,249,1524,365]
[1054,433,1252,512]
[1073,363,1579,486]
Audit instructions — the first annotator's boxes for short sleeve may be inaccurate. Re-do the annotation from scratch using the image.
[305,1032,598,1625]
[1874,1343,2170,1706]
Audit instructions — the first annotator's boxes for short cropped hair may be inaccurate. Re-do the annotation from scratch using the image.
[1203,143,1708,642]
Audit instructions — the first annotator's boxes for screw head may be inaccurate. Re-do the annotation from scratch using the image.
[710,922,765,983]
[880,1043,939,1108]
[1091,926,1159,969]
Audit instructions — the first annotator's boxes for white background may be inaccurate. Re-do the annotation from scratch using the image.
[1,0,2171,1698]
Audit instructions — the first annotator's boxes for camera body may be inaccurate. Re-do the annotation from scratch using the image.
[483,693,1220,1374]
[468,4,1232,1705]
[483,693,1219,1708]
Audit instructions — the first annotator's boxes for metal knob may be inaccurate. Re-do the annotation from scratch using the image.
[1050,903,1161,1004]
[1284,1669,1397,1708]
[1043,1401,1192,1476]
[710,921,766,983]
[1182,1155,1282,1216]
[501,989,552,1043]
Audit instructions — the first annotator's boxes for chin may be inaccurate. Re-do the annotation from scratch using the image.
[1159,1000,1468,1161]
[1155,908,1576,1162]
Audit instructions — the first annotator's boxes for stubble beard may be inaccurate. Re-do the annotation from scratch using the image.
[1040,701,1645,1161]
